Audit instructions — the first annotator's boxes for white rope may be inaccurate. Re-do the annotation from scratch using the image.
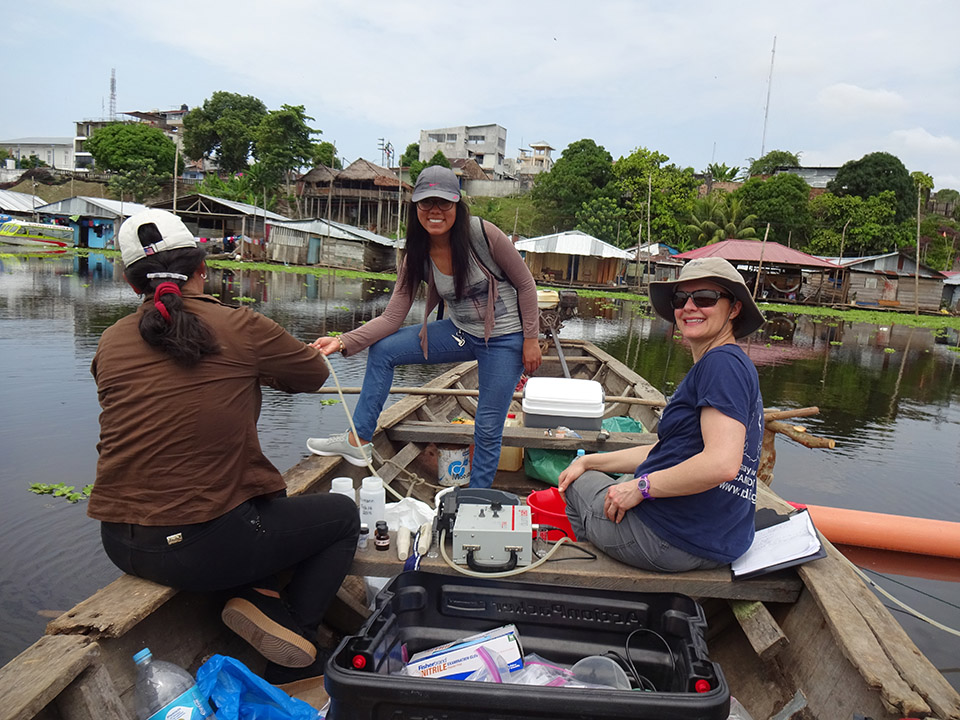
[845,560,960,638]
[320,352,404,501]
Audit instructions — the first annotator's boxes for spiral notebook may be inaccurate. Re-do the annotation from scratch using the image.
[732,509,825,579]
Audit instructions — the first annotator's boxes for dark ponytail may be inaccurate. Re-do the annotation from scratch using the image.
[123,223,219,366]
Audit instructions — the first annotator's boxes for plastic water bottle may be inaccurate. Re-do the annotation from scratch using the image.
[358,476,386,530]
[133,648,214,720]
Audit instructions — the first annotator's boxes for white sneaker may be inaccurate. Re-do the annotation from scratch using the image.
[306,432,373,467]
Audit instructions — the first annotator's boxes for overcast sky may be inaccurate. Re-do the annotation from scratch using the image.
[6,1,959,190]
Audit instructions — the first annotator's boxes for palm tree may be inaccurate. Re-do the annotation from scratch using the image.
[686,193,759,246]
[706,162,742,182]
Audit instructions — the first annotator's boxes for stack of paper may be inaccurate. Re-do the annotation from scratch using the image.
[732,510,824,579]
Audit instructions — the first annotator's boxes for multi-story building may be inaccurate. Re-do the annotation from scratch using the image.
[516,141,554,176]
[0,138,74,170]
[419,124,507,179]
[74,106,190,173]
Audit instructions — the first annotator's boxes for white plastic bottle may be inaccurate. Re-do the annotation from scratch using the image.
[358,475,386,530]
[133,647,214,720]
[330,476,356,503]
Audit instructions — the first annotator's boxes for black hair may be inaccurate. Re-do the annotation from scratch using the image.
[123,222,219,366]
[403,201,473,298]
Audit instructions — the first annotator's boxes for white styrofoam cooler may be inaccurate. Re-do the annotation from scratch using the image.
[521,377,605,431]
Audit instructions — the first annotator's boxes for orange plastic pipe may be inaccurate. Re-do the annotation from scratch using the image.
[789,502,960,560]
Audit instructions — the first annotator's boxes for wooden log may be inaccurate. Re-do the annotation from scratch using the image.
[46,575,176,639]
[765,420,836,449]
[758,428,777,487]
[729,599,789,662]
[762,406,819,421]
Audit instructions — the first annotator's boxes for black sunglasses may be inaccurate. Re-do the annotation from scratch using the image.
[670,289,734,309]
[416,198,455,211]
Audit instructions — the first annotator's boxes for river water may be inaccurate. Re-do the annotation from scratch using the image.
[1,252,958,687]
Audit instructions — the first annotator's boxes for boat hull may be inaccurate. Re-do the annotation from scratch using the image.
[0,220,74,249]
[2,339,957,720]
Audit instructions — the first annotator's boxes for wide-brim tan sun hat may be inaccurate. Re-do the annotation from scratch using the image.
[649,257,765,338]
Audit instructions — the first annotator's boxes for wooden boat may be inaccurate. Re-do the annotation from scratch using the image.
[0,218,74,249]
[1,338,958,720]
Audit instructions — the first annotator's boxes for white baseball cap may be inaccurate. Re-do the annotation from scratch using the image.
[118,209,197,267]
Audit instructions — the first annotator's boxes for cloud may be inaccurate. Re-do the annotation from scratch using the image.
[888,128,960,155]
[816,83,907,116]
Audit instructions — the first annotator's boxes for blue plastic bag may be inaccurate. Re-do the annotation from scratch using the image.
[196,654,319,720]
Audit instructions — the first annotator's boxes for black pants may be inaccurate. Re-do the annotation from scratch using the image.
[100,493,360,636]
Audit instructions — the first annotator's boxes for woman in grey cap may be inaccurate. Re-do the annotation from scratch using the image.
[558,257,765,571]
[89,209,358,684]
[307,165,542,489]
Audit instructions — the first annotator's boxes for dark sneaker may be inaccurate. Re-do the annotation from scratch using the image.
[264,647,331,685]
[221,589,317,668]
[306,432,373,467]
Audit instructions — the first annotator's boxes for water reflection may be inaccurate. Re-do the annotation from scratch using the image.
[1,254,958,688]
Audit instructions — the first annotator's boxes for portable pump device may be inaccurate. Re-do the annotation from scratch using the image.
[437,488,532,572]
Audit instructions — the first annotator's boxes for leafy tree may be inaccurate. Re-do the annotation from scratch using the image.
[576,195,630,245]
[312,141,341,169]
[0,148,11,163]
[470,195,540,238]
[530,139,614,231]
[706,162,741,182]
[935,188,959,203]
[746,150,800,177]
[254,105,318,174]
[732,172,812,245]
[182,92,268,174]
[197,166,279,210]
[409,150,450,184]
[826,152,916,223]
[686,193,757,245]
[613,147,700,248]
[919,215,959,271]
[400,142,420,167]
[806,191,903,256]
[18,154,47,169]
[84,123,176,175]
[108,159,164,203]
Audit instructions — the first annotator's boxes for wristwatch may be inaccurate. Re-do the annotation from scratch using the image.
[637,473,653,500]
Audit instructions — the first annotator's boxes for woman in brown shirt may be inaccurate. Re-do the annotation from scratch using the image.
[90,209,357,683]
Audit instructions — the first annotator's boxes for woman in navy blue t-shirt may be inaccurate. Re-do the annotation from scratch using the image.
[559,258,765,571]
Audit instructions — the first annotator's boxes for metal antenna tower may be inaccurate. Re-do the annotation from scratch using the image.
[109,69,117,120]
[760,36,776,158]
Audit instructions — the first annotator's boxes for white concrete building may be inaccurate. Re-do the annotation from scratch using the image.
[0,138,74,170]
[419,124,507,179]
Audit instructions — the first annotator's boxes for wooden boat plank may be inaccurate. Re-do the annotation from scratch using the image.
[348,539,802,602]
[387,421,658,452]
[46,575,175,638]
[0,635,102,720]
[55,660,126,720]
[759,484,952,718]
[729,599,789,661]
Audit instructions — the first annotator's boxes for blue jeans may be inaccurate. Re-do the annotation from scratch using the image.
[352,319,525,489]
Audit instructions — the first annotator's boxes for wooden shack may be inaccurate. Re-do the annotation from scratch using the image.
[297,159,411,238]
[807,251,945,312]
[266,218,395,271]
[513,230,633,287]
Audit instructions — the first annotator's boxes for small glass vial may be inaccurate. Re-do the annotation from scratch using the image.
[374,520,390,552]
[357,523,369,550]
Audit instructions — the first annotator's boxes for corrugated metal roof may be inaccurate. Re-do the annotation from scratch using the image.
[677,239,838,269]
[268,218,395,247]
[34,196,149,218]
[0,189,47,214]
[514,231,634,259]
[195,194,289,221]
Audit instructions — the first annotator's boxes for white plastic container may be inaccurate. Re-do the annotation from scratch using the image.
[522,377,605,431]
[330,476,356,503]
[358,476,386,530]
[438,446,470,486]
